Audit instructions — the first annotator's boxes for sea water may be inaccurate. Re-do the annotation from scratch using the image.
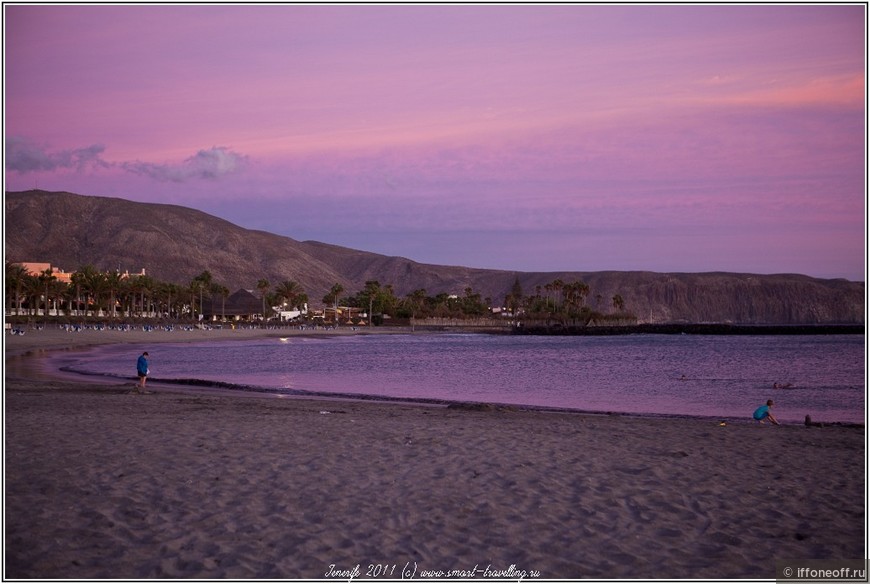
[58,333,865,423]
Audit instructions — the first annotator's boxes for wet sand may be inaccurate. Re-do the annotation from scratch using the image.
[4,327,865,579]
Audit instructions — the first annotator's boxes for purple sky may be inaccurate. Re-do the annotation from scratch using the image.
[4,4,866,280]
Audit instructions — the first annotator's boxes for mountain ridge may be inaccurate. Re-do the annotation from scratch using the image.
[4,190,864,325]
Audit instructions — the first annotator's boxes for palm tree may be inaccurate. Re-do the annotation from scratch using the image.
[47,278,68,317]
[128,274,155,317]
[575,280,590,308]
[296,292,309,313]
[219,285,230,321]
[159,282,184,319]
[104,270,123,319]
[211,283,229,321]
[361,281,383,317]
[275,280,304,313]
[6,262,29,316]
[73,265,98,316]
[191,271,213,320]
[83,268,108,317]
[23,275,42,316]
[404,288,428,319]
[70,270,87,317]
[323,283,344,323]
[60,282,78,317]
[140,275,157,317]
[507,277,524,316]
[382,284,397,315]
[118,277,135,318]
[551,279,564,311]
[612,294,625,312]
[257,279,270,322]
[188,280,202,320]
[37,268,58,320]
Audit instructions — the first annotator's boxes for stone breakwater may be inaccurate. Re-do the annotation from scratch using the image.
[512,323,865,336]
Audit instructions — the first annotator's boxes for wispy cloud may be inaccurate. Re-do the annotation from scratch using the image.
[5,139,247,183]
[5,136,109,173]
[121,147,247,182]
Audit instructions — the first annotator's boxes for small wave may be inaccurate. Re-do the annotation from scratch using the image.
[152,377,262,392]
[59,366,130,382]
[60,366,265,393]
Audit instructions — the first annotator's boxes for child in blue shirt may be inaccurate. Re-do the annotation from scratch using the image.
[753,399,780,425]
[136,351,149,391]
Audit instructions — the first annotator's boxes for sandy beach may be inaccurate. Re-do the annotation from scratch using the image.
[4,326,866,579]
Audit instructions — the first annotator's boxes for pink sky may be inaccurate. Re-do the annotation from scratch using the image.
[4,4,866,280]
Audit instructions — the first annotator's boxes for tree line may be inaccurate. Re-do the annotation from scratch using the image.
[5,262,632,324]
[321,277,632,324]
[4,263,308,322]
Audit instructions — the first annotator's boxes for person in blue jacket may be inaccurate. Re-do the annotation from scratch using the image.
[136,351,149,391]
[753,399,780,425]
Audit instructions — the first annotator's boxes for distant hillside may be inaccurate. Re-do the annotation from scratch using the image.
[5,190,865,324]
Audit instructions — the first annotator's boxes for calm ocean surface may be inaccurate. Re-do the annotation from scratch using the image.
[61,333,865,423]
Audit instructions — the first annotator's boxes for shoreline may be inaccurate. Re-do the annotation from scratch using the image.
[4,322,413,354]
[6,324,865,427]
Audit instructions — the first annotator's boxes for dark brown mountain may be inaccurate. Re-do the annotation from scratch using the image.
[5,190,865,324]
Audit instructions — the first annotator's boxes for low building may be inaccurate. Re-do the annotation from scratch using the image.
[19,262,73,284]
[273,303,308,321]
[201,288,263,321]
[16,262,145,285]
[318,306,367,325]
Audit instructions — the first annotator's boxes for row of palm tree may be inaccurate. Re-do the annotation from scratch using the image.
[507,278,632,324]
[325,281,492,322]
[6,262,631,325]
[328,278,630,322]
[7,263,195,319]
[517,278,628,316]
[4,263,306,322]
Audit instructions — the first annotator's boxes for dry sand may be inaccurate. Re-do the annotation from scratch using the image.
[4,326,866,579]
